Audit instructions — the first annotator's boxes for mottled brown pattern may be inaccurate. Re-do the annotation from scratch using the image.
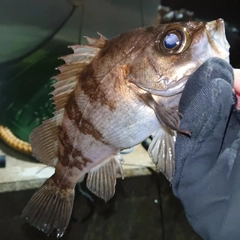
[79,62,95,82]
[50,173,73,190]
[72,148,93,170]
[65,91,108,144]
[99,26,155,58]
[113,65,131,94]
[58,129,93,170]
[58,126,93,171]
[65,93,82,125]
[98,33,128,59]
[80,65,117,111]
[72,148,92,165]
[58,126,65,147]
[58,126,72,167]
[79,118,102,140]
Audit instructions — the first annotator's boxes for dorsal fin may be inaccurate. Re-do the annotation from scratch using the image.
[30,34,107,166]
[84,32,107,48]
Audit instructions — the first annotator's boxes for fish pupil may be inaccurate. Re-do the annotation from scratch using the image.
[164,33,180,49]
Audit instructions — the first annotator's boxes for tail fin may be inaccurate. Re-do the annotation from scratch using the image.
[22,178,74,238]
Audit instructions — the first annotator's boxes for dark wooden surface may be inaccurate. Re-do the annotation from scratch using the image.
[0,173,201,240]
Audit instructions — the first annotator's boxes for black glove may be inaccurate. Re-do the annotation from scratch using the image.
[172,57,240,240]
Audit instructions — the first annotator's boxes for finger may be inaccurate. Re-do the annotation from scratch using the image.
[233,69,240,109]
[233,68,240,94]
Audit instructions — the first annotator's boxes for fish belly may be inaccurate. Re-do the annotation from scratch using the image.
[75,91,161,150]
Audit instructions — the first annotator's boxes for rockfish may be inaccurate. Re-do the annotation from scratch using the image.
[23,19,230,237]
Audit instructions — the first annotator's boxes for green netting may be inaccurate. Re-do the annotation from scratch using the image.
[0,41,72,142]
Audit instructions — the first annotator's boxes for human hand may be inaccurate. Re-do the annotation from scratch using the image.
[233,68,240,109]
[172,57,240,240]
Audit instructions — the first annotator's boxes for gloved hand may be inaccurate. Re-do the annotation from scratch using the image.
[172,57,240,240]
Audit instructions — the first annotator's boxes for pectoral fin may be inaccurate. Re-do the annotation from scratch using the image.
[152,102,182,132]
[148,127,176,181]
[86,154,124,202]
[139,93,190,135]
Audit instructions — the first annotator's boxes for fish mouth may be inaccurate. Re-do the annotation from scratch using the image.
[132,77,188,97]
[206,19,230,62]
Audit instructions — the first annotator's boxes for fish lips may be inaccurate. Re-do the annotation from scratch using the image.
[206,18,230,62]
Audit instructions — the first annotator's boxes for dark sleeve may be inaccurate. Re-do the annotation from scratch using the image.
[172,57,240,240]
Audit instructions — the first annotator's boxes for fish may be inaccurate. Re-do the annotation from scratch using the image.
[22,19,230,237]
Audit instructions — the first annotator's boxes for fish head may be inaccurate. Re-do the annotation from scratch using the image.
[196,19,230,60]
[129,19,230,97]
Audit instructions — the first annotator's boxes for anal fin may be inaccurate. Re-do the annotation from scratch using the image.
[86,154,124,202]
[148,127,176,181]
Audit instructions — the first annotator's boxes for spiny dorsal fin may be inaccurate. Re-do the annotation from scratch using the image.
[84,32,107,48]
[86,154,124,202]
[30,35,107,166]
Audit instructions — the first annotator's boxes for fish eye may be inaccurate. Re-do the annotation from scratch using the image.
[159,26,191,54]
[163,33,180,49]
